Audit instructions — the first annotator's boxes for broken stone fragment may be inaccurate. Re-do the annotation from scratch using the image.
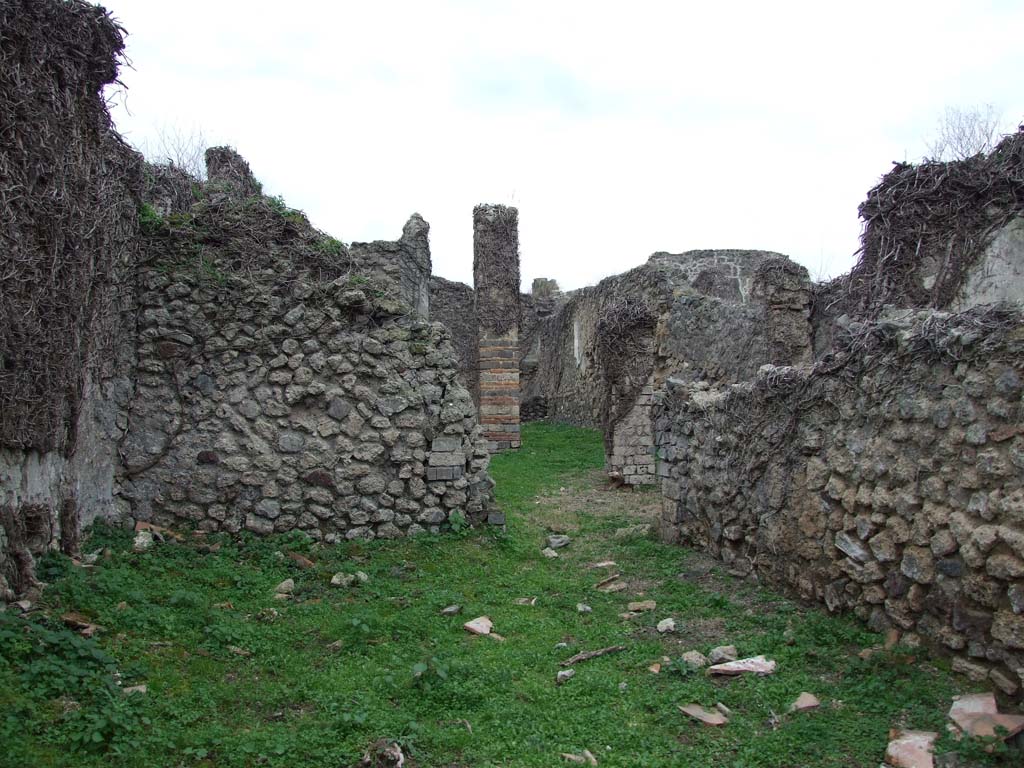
[951,657,989,683]
[883,730,936,768]
[679,703,728,726]
[354,571,369,583]
[627,600,656,612]
[594,573,627,593]
[463,616,493,635]
[708,645,738,664]
[440,604,462,616]
[358,739,406,768]
[588,560,617,568]
[681,650,709,668]
[287,552,314,569]
[576,603,592,614]
[789,692,820,712]
[656,618,676,633]
[513,597,538,606]
[560,750,597,765]
[134,520,183,541]
[834,530,871,563]
[133,530,154,552]
[82,549,102,565]
[884,629,901,650]
[330,573,356,587]
[947,692,1024,741]
[542,547,560,559]
[122,684,148,695]
[707,655,776,676]
[556,669,575,685]
[274,578,294,595]
[61,611,101,637]
[988,668,1020,696]
[593,573,619,589]
[546,534,571,549]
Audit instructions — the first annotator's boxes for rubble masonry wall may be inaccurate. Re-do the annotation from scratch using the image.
[655,308,1024,695]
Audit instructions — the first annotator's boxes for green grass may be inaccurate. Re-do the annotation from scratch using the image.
[0,424,1012,767]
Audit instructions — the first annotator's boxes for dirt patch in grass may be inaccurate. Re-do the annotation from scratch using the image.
[534,470,661,521]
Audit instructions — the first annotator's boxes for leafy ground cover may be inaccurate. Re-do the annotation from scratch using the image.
[0,424,1016,767]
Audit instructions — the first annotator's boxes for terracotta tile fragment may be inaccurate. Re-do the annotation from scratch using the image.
[679,703,728,726]
[884,730,936,768]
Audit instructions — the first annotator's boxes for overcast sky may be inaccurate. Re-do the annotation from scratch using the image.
[106,0,1024,291]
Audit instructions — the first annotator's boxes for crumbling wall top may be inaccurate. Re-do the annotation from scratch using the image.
[204,146,262,198]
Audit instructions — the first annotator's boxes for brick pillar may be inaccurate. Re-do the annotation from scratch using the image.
[473,204,521,452]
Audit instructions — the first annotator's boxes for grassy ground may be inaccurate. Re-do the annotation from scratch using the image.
[0,424,1014,767]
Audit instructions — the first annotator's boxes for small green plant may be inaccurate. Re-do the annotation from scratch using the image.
[668,656,698,678]
[64,690,151,755]
[410,656,449,691]
[138,203,164,235]
[315,236,346,256]
[265,193,307,225]
[195,249,227,286]
[0,612,150,755]
[266,194,288,214]
[447,510,470,536]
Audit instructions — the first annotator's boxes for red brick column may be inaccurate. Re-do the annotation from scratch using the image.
[473,204,521,452]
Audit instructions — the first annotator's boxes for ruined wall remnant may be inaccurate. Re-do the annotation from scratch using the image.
[953,218,1024,310]
[813,132,1024,355]
[473,205,521,451]
[0,0,142,594]
[655,307,1024,695]
[429,276,478,401]
[352,214,433,318]
[519,249,812,485]
[205,146,262,197]
[121,156,495,541]
[0,0,498,596]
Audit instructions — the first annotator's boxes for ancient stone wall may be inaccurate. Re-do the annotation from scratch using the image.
[428,276,478,401]
[120,162,495,541]
[0,2,498,597]
[351,214,433,318]
[0,0,142,595]
[522,250,810,484]
[812,134,1024,356]
[655,307,1024,696]
[519,278,564,422]
[952,218,1024,311]
[607,377,659,485]
[473,205,521,451]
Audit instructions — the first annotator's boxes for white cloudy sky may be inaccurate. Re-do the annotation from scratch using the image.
[106,0,1024,291]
